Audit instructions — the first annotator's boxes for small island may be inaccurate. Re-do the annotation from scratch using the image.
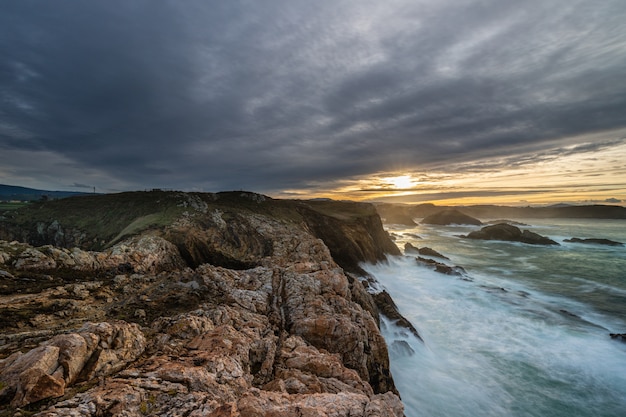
[462,223,559,245]
[564,237,624,246]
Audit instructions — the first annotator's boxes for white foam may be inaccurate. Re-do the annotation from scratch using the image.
[364,255,626,417]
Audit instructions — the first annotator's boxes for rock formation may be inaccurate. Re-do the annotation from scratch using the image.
[0,192,405,416]
[404,243,449,259]
[462,223,559,245]
[414,257,468,277]
[421,209,482,226]
[564,237,624,246]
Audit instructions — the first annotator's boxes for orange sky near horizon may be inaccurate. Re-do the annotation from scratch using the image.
[276,131,626,206]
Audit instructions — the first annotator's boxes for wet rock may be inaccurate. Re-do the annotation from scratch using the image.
[404,243,449,259]
[463,223,559,245]
[373,290,422,341]
[389,340,415,358]
[421,209,482,226]
[404,242,419,254]
[610,333,626,342]
[564,237,624,246]
[415,256,467,276]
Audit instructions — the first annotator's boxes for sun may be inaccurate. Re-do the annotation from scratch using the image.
[384,175,416,190]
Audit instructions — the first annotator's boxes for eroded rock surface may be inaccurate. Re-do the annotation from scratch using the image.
[0,199,403,416]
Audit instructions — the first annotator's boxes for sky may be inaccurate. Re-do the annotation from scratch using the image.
[1,0,626,206]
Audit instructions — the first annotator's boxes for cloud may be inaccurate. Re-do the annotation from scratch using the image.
[70,183,93,189]
[1,0,626,196]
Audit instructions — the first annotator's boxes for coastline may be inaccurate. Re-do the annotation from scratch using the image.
[0,192,408,416]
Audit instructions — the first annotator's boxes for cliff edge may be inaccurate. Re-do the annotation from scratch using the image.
[0,191,403,416]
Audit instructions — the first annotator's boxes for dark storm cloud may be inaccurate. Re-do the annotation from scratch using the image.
[1,0,626,192]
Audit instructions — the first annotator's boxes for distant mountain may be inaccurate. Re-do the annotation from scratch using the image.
[375,202,626,222]
[0,184,93,201]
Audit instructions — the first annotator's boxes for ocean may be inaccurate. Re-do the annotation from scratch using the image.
[363,218,626,417]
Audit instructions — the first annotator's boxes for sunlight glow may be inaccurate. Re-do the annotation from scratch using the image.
[383,175,416,190]
[273,131,626,206]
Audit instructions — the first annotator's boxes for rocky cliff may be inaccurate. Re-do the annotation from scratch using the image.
[0,191,404,416]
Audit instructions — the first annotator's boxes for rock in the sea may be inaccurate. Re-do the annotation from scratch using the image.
[415,257,467,276]
[404,243,449,259]
[610,333,626,342]
[404,242,419,254]
[463,223,559,245]
[564,237,624,246]
[421,209,482,226]
[373,290,422,342]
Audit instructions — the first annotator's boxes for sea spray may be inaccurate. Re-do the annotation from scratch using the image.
[365,219,626,417]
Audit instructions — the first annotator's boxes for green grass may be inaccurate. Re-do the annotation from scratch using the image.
[0,202,29,211]
[0,190,380,251]
[2,191,188,249]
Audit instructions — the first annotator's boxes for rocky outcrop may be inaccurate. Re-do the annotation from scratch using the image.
[297,202,401,274]
[610,333,626,342]
[564,237,624,246]
[0,321,145,407]
[415,257,468,277]
[462,223,559,245]
[421,209,482,226]
[0,196,404,416]
[373,290,422,341]
[404,243,449,259]
[0,235,185,275]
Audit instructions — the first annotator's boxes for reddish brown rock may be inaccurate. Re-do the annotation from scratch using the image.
[0,194,404,416]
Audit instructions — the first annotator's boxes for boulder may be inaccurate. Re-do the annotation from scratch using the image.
[421,209,482,226]
[463,223,559,245]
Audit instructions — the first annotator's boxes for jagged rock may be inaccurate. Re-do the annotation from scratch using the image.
[463,223,559,245]
[0,194,405,415]
[13,247,57,270]
[373,290,422,341]
[421,209,482,226]
[564,237,624,246]
[610,333,626,342]
[415,256,467,277]
[404,243,449,259]
[0,321,145,407]
[404,242,419,254]
[1,235,185,274]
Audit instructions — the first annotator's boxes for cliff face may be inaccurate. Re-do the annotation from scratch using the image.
[0,192,403,416]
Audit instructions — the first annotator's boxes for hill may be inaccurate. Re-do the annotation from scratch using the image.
[0,184,93,202]
[375,202,626,223]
